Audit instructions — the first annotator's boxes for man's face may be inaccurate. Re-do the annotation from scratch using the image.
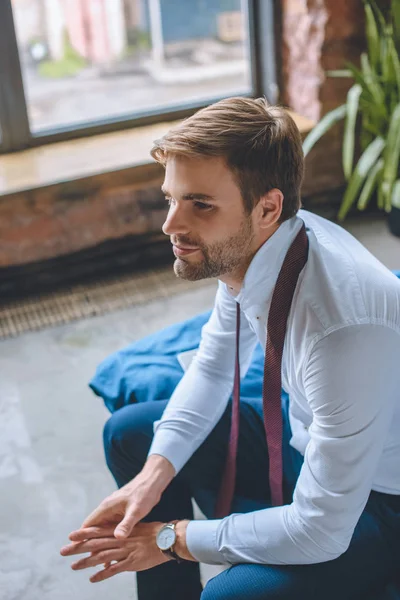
[162,155,256,281]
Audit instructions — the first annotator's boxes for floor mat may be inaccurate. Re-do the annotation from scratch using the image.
[0,267,212,339]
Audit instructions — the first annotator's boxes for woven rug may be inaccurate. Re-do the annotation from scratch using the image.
[0,267,212,339]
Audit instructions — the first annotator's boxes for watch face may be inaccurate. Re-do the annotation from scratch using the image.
[156,526,176,551]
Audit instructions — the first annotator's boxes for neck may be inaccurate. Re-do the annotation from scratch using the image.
[220,223,281,293]
[219,268,248,295]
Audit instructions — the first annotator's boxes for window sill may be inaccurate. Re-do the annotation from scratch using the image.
[0,111,315,198]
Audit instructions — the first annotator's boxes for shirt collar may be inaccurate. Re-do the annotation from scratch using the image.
[222,215,304,311]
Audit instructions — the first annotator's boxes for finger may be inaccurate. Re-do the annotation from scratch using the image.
[81,501,120,529]
[69,526,116,542]
[113,507,141,538]
[90,558,131,583]
[61,538,122,557]
[71,550,126,571]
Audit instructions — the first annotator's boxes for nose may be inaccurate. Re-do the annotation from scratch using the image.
[162,203,190,237]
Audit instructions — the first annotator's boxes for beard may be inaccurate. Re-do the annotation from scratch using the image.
[172,216,255,281]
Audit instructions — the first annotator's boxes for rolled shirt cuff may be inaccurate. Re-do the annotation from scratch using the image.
[186,519,228,565]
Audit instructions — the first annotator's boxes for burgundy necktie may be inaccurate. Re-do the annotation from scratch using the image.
[215,223,309,518]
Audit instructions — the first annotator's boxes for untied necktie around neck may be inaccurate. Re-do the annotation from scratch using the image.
[215,222,309,518]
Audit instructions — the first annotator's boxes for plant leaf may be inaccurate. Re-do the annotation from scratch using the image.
[343,84,362,180]
[302,105,346,156]
[391,179,400,209]
[360,53,386,111]
[364,1,380,69]
[338,136,386,221]
[357,158,384,209]
[360,113,380,137]
[381,30,390,84]
[346,62,373,94]
[381,27,399,89]
[345,62,385,118]
[382,180,392,212]
[378,178,385,209]
[381,102,400,208]
[360,128,374,150]
[390,90,399,118]
[388,36,400,98]
[392,0,400,53]
[358,96,387,134]
[325,69,353,78]
[349,61,387,122]
[368,0,387,32]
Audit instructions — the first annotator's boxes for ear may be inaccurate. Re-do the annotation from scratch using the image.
[256,188,284,229]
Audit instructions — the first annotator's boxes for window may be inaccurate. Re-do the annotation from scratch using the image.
[0,0,276,153]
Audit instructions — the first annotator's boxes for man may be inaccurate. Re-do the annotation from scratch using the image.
[60,97,400,600]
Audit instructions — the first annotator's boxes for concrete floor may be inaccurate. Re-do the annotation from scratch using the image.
[1,216,399,600]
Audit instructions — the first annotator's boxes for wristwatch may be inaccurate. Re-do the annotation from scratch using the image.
[156,521,182,563]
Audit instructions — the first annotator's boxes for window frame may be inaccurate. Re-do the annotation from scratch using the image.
[0,0,31,152]
[0,0,277,154]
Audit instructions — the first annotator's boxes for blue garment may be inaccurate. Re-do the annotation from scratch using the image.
[89,311,265,413]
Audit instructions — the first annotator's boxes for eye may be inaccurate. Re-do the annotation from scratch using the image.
[194,201,213,211]
[165,196,175,206]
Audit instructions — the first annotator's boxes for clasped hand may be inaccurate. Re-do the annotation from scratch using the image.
[60,521,169,583]
[60,471,168,583]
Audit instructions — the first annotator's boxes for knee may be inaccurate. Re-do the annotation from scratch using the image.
[201,571,236,600]
[201,564,294,600]
[103,409,127,459]
[102,403,157,468]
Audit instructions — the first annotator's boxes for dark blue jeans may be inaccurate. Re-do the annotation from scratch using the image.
[103,395,400,600]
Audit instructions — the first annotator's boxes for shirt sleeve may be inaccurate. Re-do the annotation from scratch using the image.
[148,281,258,474]
[186,324,400,565]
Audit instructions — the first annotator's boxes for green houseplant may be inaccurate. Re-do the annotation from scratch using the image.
[302,0,400,236]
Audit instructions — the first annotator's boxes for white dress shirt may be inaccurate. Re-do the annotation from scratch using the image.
[148,209,400,565]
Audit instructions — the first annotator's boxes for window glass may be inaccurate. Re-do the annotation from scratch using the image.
[12,0,252,133]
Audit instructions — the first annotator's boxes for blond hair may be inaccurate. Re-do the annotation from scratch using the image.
[151,97,304,222]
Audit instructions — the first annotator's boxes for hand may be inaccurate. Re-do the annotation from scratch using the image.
[76,456,175,539]
[60,522,169,583]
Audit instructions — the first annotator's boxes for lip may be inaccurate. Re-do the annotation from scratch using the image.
[173,245,199,257]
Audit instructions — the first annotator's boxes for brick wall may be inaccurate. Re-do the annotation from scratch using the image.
[281,0,366,200]
[0,165,166,268]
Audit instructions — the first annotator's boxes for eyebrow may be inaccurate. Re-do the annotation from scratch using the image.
[161,186,216,201]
